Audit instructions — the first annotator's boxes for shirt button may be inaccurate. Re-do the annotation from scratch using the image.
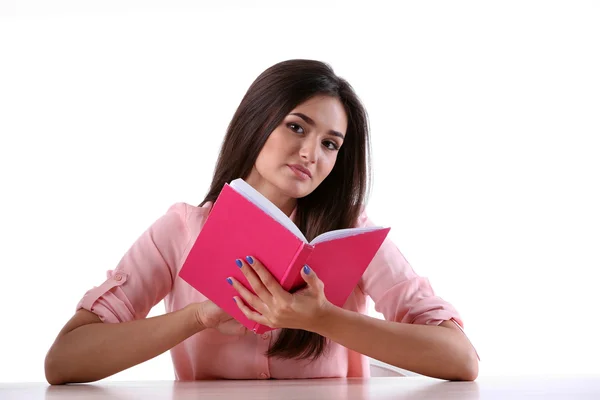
[261,333,269,340]
[259,372,268,379]
[114,274,122,281]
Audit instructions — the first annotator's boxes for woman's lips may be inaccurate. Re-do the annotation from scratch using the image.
[288,165,311,180]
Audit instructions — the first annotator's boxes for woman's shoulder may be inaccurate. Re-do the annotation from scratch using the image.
[165,201,212,217]
[162,201,213,232]
[354,204,374,228]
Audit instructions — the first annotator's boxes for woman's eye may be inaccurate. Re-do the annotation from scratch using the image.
[324,141,340,151]
[288,123,304,134]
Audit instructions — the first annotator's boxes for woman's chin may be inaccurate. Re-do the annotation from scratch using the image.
[279,180,312,199]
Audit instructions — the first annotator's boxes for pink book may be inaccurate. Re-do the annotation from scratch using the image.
[179,179,390,334]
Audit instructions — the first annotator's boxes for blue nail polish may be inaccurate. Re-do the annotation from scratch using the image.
[235,259,243,268]
[233,297,236,303]
[246,256,254,265]
[303,265,311,274]
[226,277,233,285]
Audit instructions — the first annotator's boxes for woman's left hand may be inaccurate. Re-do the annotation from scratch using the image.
[228,255,332,332]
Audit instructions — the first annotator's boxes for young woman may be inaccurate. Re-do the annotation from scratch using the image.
[44,59,479,385]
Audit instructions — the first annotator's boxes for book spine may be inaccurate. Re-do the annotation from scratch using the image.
[250,242,311,334]
[279,242,314,292]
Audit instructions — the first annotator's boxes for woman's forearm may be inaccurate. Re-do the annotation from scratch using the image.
[45,305,203,385]
[313,306,478,381]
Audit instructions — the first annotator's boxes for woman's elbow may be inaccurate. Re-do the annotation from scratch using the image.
[455,350,479,381]
[44,350,66,385]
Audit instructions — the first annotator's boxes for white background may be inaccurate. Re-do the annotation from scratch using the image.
[1,0,599,383]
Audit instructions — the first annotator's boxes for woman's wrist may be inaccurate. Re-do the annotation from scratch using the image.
[306,301,339,333]
[183,303,206,333]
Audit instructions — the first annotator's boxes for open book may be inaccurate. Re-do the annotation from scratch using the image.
[178,178,390,334]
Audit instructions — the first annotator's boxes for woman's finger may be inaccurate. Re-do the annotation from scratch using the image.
[233,296,272,328]
[301,264,324,292]
[235,257,273,304]
[227,276,268,315]
[244,255,292,301]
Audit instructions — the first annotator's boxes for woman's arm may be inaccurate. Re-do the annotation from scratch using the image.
[313,305,478,381]
[44,305,203,385]
[45,204,222,384]
[229,256,478,382]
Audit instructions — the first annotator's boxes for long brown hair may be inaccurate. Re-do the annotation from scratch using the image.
[199,59,372,360]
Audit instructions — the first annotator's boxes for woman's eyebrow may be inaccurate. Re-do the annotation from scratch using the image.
[290,112,345,140]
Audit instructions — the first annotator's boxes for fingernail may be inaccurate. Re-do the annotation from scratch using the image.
[303,265,311,274]
[246,256,254,265]
[233,297,236,303]
[226,277,233,285]
[235,259,243,268]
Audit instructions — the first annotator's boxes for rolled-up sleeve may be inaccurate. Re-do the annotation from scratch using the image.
[76,203,193,323]
[356,210,464,328]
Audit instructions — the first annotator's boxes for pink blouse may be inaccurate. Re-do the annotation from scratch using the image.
[76,202,471,380]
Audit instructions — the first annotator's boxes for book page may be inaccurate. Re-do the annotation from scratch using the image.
[310,226,385,245]
[230,178,307,242]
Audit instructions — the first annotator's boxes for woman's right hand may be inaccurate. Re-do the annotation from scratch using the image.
[193,300,248,336]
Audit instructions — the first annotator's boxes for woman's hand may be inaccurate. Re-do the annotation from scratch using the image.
[227,256,333,332]
[192,300,248,336]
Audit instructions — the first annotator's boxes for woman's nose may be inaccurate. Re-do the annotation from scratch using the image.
[299,138,318,163]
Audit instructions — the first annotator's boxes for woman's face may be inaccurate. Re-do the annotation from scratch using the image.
[245,95,348,211]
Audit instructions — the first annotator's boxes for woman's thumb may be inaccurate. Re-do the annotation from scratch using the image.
[301,264,317,285]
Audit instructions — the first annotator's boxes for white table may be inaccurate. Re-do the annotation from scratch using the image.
[2,376,600,399]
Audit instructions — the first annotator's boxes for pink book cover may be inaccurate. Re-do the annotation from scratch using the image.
[178,181,390,334]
